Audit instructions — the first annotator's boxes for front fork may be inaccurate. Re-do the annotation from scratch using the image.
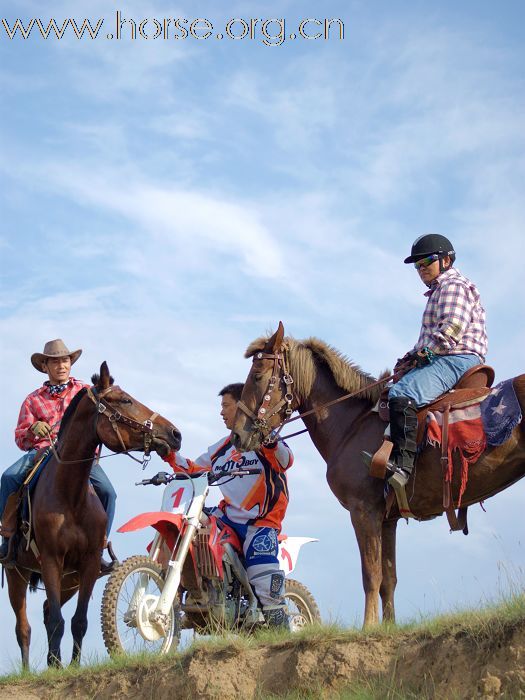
[149,520,198,633]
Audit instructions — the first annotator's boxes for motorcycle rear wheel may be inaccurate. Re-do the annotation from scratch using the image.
[101,555,181,656]
[285,578,321,631]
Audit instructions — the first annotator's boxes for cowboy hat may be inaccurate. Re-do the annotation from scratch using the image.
[31,339,82,373]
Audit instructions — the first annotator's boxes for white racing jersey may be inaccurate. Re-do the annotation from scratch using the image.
[165,437,293,530]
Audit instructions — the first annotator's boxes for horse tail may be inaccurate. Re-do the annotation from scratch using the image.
[29,572,42,593]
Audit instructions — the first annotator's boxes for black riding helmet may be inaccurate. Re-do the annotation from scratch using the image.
[404,234,456,264]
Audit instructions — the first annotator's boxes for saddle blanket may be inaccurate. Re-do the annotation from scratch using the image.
[426,379,522,506]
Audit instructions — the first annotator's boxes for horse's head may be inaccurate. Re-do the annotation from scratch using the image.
[232,322,296,452]
[91,362,182,457]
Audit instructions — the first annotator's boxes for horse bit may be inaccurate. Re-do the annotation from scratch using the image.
[236,350,295,443]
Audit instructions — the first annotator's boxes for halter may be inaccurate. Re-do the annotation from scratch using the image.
[236,350,295,443]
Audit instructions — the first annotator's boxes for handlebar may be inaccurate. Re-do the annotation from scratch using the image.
[135,468,261,487]
[208,467,261,484]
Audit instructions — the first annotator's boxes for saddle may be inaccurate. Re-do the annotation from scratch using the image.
[371,364,495,532]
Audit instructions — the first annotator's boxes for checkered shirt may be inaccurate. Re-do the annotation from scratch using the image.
[14,378,88,451]
[413,267,488,361]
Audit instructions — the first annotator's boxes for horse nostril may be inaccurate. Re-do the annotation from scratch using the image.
[172,429,182,449]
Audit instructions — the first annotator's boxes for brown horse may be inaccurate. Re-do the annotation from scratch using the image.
[5,362,181,668]
[232,322,525,627]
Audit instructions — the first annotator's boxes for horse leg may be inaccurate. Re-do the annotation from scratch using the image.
[43,579,79,633]
[6,571,31,669]
[350,506,383,627]
[379,518,398,623]
[71,557,100,664]
[40,558,66,667]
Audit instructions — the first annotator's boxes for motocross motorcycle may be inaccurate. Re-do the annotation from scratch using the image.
[101,468,320,655]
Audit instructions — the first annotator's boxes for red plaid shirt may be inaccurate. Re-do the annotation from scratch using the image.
[413,267,488,361]
[14,378,88,451]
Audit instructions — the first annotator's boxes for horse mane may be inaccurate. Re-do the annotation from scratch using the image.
[245,335,387,405]
[57,388,88,439]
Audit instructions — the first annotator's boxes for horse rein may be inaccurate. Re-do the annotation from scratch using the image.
[237,348,405,443]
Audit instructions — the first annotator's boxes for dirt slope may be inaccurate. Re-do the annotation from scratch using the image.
[1,617,524,699]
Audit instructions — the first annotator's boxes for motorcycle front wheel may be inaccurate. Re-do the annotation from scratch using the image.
[285,578,321,631]
[101,555,181,656]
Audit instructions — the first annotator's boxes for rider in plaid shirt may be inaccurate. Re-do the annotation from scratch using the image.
[413,267,487,360]
[382,235,487,489]
[15,378,88,451]
[0,340,116,565]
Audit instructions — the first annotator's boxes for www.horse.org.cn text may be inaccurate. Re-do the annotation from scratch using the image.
[1,13,345,45]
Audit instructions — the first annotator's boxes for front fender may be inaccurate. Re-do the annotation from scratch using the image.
[118,511,185,534]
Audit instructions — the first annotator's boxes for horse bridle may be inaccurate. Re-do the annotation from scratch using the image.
[236,350,295,443]
[87,386,160,463]
[236,348,404,444]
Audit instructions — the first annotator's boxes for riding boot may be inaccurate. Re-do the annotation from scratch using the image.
[386,396,418,489]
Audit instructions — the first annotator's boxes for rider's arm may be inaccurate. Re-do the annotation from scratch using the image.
[259,441,294,471]
[14,395,39,451]
[425,280,478,354]
[162,450,212,474]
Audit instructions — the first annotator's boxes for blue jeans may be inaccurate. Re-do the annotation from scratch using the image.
[0,453,116,536]
[388,354,481,408]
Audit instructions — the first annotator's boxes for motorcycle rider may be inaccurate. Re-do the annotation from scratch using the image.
[384,234,488,489]
[0,339,117,570]
[163,382,293,628]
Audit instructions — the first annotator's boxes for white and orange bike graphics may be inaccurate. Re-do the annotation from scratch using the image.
[101,468,320,655]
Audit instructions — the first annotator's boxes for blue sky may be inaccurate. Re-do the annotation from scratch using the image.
[1,0,524,673]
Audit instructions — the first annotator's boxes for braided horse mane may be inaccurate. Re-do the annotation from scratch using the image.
[245,335,386,406]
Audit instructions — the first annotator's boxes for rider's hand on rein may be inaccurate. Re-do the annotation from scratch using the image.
[31,421,52,438]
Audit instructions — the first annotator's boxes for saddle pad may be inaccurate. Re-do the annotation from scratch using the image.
[480,379,522,446]
[426,378,522,507]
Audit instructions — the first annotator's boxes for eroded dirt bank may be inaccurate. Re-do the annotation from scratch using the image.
[1,618,524,700]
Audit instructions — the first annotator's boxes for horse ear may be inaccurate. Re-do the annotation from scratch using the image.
[265,321,285,354]
[99,361,111,391]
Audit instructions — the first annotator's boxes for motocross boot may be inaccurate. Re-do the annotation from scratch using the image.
[386,396,418,489]
[263,605,290,631]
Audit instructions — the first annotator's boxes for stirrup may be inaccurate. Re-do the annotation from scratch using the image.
[361,450,399,479]
[387,467,410,489]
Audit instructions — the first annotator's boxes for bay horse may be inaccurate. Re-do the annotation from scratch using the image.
[231,322,525,627]
[4,362,181,668]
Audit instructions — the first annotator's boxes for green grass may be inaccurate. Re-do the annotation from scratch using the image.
[0,592,523,697]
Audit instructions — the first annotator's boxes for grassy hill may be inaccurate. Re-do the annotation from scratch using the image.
[1,594,524,699]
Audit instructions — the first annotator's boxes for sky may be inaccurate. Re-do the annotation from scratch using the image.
[0,0,524,674]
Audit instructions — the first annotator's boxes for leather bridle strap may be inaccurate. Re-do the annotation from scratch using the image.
[236,351,295,440]
[237,349,401,442]
[87,387,160,457]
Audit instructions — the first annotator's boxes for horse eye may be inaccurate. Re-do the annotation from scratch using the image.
[119,399,132,405]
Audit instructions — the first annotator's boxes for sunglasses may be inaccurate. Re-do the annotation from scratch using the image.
[414,254,440,269]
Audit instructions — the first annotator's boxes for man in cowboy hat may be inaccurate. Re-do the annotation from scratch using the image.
[0,340,117,568]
